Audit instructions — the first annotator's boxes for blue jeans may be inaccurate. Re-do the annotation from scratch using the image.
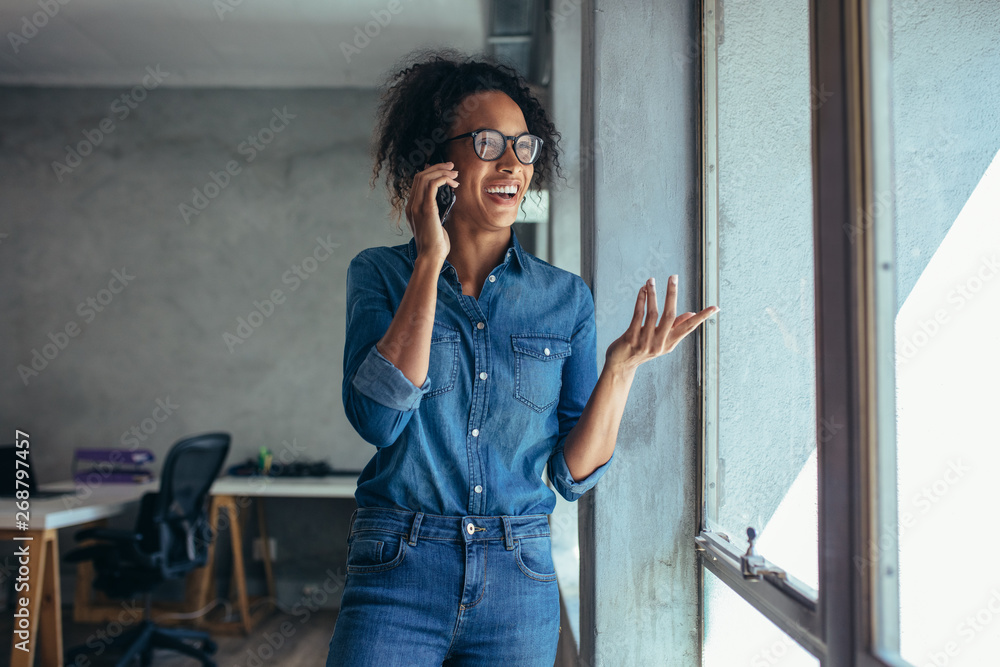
[326,507,561,666]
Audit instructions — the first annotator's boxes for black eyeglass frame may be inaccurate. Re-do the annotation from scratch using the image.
[443,128,544,165]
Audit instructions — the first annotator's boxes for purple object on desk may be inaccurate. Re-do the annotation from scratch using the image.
[72,448,156,484]
[74,448,155,464]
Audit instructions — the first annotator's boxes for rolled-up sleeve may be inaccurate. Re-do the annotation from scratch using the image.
[353,344,430,412]
[546,277,615,502]
[343,252,430,448]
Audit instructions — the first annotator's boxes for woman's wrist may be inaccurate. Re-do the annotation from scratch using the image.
[602,359,637,386]
[414,252,446,273]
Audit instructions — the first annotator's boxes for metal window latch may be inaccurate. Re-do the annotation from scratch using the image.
[741,527,787,581]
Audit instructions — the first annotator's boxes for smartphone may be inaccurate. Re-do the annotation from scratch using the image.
[436,184,456,225]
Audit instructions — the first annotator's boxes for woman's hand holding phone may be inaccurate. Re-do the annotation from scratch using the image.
[405,161,459,265]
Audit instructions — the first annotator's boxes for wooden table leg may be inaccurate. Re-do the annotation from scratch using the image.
[188,495,223,623]
[3,528,61,667]
[221,496,253,635]
[256,497,276,601]
[37,532,62,664]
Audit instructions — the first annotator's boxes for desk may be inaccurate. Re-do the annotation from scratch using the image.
[195,475,357,635]
[0,480,156,667]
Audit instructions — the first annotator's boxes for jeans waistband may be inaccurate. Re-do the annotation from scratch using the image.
[349,507,551,550]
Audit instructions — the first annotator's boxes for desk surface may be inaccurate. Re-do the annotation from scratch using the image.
[0,480,157,531]
[0,475,360,530]
[210,474,358,498]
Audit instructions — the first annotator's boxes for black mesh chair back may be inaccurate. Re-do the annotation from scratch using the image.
[148,431,230,579]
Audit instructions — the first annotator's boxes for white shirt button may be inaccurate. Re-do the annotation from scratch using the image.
[477,322,484,329]
[479,371,487,380]
[474,485,483,493]
[544,348,550,355]
[466,522,475,535]
[488,275,496,282]
[472,429,479,436]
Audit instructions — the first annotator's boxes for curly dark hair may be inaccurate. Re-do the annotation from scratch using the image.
[370,48,564,229]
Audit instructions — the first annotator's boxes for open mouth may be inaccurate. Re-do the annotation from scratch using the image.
[484,184,519,204]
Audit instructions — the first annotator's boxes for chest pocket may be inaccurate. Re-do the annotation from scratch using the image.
[425,322,461,398]
[511,333,572,412]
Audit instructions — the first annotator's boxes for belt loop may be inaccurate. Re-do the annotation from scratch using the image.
[348,508,358,535]
[409,512,424,546]
[502,516,514,550]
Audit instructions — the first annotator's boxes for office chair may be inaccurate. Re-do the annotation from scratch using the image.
[64,432,231,666]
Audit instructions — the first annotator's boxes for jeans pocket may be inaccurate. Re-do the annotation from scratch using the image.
[512,333,572,412]
[425,322,461,398]
[514,535,558,582]
[346,530,407,574]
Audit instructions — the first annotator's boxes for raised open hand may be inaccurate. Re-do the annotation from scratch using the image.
[605,274,719,374]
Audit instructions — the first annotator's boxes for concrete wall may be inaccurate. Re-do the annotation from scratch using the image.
[580,1,702,664]
[0,86,414,605]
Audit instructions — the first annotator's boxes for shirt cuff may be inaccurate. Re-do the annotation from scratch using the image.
[351,344,431,412]
[549,446,615,499]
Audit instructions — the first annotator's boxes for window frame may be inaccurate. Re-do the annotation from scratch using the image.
[696,0,911,664]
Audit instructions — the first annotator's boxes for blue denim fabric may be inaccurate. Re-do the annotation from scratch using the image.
[326,507,561,665]
[343,227,615,516]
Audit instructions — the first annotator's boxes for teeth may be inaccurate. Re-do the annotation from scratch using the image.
[485,184,517,195]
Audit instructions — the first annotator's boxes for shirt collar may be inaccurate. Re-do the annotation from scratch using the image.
[407,226,525,274]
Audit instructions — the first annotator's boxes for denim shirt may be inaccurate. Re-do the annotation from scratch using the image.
[342,226,615,517]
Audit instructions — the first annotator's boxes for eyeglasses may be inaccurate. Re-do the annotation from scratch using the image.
[444,129,543,165]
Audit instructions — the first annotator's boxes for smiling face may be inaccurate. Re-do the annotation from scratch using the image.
[442,90,535,230]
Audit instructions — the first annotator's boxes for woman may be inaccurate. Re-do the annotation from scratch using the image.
[328,49,719,666]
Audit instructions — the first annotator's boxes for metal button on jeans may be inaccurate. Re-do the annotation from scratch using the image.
[472,428,479,436]
[488,275,496,282]
[477,321,484,329]
[466,522,475,535]
[544,348,550,355]
[479,371,487,380]
[474,485,483,493]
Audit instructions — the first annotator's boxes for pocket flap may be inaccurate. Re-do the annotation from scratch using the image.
[511,334,572,360]
[431,321,461,343]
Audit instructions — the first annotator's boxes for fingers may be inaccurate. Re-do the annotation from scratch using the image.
[663,274,677,326]
[646,273,720,351]
[630,274,720,356]
[674,312,697,327]
[629,284,647,335]
[639,277,659,351]
[670,306,720,345]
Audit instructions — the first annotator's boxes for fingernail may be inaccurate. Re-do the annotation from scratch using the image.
[670,274,678,285]
[648,277,654,286]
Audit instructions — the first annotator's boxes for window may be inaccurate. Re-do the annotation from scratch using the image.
[697,0,998,664]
